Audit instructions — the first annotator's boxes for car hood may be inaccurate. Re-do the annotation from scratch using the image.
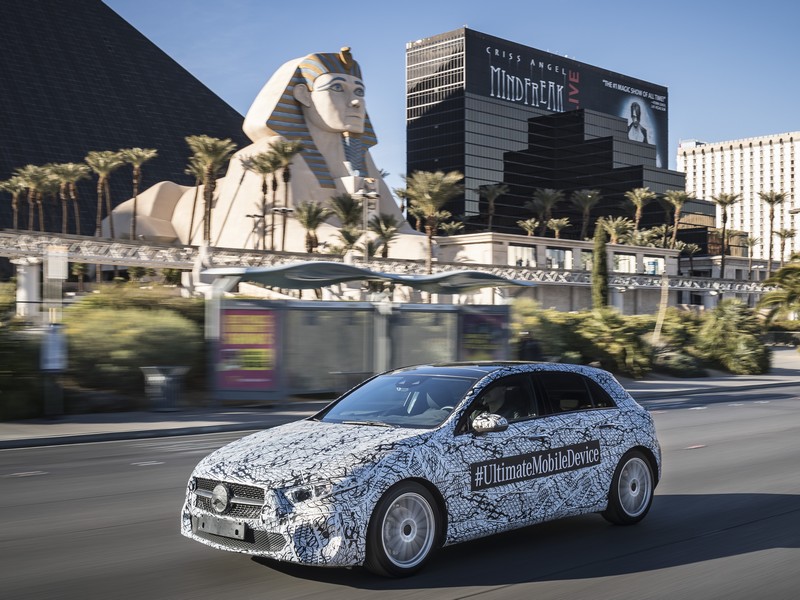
[192,419,432,488]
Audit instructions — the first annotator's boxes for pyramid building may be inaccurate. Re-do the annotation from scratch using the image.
[0,0,249,236]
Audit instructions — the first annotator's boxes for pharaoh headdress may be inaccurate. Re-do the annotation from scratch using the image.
[261,47,377,189]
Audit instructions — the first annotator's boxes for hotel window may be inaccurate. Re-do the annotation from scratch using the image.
[509,244,536,267]
[546,247,572,270]
[613,253,637,273]
[643,256,665,275]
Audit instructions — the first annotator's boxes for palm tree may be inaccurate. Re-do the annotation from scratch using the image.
[358,238,383,260]
[663,190,690,249]
[526,188,564,236]
[775,228,797,268]
[38,173,60,233]
[516,218,540,236]
[402,170,464,273]
[242,152,277,250]
[14,164,49,231]
[330,226,361,255]
[601,216,634,244]
[570,188,601,239]
[185,135,237,245]
[71,262,88,292]
[745,236,760,277]
[49,163,90,235]
[759,191,787,276]
[268,139,304,251]
[624,187,656,235]
[758,263,800,321]
[119,148,158,240]
[0,176,26,230]
[681,242,702,276]
[294,200,331,253]
[328,192,362,230]
[85,150,124,238]
[478,183,509,232]
[712,192,741,278]
[369,213,400,258]
[546,217,570,239]
[184,156,204,244]
[439,221,465,236]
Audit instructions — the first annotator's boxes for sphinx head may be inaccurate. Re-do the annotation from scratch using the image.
[293,47,366,134]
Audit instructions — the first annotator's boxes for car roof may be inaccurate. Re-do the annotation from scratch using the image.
[389,362,539,378]
[388,361,614,380]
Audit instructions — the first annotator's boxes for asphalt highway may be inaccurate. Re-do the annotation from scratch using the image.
[2,385,799,600]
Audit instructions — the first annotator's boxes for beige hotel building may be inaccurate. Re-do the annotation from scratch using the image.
[678,133,800,266]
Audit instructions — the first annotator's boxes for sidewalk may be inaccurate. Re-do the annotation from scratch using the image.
[2,348,798,449]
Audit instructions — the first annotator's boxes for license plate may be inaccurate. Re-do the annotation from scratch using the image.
[192,515,247,540]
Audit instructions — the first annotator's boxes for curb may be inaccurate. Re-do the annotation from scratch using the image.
[629,380,798,402]
[0,421,275,450]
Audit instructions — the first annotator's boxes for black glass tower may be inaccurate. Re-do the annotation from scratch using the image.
[406,28,711,238]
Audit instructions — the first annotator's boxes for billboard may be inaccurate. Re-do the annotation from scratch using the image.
[218,308,277,390]
[464,30,669,168]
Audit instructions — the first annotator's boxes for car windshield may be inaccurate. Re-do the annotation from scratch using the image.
[318,372,479,429]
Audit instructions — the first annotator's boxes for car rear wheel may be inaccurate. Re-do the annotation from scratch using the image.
[602,450,654,525]
[365,481,440,577]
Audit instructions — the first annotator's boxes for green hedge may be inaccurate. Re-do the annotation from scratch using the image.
[512,298,770,378]
[62,307,203,392]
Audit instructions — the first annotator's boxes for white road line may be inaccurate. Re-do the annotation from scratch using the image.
[6,471,48,477]
[131,461,164,467]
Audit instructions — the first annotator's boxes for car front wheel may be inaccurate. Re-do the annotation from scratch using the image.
[365,481,441,577]
[602,450,654,525]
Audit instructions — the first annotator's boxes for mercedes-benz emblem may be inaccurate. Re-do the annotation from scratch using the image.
[211,483,231,514]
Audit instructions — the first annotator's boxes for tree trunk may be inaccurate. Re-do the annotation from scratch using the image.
[104,179,115,239]
[131,167,140,240]
[95,178,104,236]
[70,183,81,236]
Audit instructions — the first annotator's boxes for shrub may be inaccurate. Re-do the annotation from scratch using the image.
[62,307,202,392]
[694,300,771,374]
[652,351,707,377]
[576,309,652,378]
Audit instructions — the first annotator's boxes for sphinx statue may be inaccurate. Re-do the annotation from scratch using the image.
[106,47,425,258]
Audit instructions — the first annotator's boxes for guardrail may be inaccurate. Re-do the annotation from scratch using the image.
[0,230,768,294]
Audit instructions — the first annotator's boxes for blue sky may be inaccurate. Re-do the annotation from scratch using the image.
[105,0,800,193]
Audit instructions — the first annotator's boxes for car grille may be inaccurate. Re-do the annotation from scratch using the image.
[193,526,287,554]
[194,477,264,520]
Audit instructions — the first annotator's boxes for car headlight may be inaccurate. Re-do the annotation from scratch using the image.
[282,482,334,505]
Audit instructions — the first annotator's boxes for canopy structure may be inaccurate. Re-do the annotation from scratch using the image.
[202,261,535,294]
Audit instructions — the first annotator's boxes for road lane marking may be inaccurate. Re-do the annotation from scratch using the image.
[684,445,707,450]
[131,461,164,467]
[688,406,707,410]
[6,471,48,477]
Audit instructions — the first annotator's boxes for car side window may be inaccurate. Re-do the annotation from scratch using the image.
[585,378,617,408]
[469,375,537,423]
[535,372,614,413]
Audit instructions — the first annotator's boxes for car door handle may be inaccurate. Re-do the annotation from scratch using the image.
[598,423,618,429]
[525,435,549,442]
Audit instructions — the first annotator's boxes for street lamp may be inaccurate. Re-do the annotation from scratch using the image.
[272,207,294,251]
[245,213,266,250]
[352,177,379,257]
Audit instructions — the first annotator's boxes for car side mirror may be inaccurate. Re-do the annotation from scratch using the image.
[472,413,509,433]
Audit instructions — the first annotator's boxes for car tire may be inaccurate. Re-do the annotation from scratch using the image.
[365,481,441,577]
[602,450,654,525]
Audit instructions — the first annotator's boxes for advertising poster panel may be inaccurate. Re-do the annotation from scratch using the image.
[218,308,276,390]
[465,31,669,168]
[460,311,508,361]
